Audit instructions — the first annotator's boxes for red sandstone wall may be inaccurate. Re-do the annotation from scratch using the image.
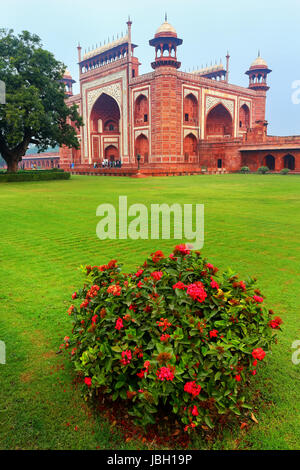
[198,140,242,171]
[252,91,267,124]
[150,67,182,163]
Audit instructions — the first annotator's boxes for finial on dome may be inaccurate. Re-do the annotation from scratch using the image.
[165,12,167,21]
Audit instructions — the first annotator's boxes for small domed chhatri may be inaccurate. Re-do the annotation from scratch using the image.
[250,52,269,69]
[149,15,183,69]
[246,51,272,91]
[62,69,75,97]
[155,17,177,38]
[63,69,73,79]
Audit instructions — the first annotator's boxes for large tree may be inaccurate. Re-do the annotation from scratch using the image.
[0,29,83,172]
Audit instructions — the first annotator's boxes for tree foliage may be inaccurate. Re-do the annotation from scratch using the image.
[0,29,83,171]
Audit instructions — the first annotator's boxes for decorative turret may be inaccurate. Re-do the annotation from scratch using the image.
[149,14,182,69]
[246,52,272,91]
[62,70,75,97]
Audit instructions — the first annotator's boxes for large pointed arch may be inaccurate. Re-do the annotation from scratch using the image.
[206,103,233,138]
[90,93,120,133]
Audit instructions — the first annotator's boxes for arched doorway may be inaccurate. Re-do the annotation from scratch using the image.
[90,93,120,164]
[135,134,149,164]
[90,93,120,133]
[206,103,233,138]
[105,145,119,162]
[239,104,250,130]
[183,133,197,161]
[283,154,295,170]
[134,95,149,126]
[264,154,275,170]
[184,93,198,126]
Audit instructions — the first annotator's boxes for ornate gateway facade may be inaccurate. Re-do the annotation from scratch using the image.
[59,18,300,174]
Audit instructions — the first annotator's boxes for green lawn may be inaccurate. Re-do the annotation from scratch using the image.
[0,174,299,450]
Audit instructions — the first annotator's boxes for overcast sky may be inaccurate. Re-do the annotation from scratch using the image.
[2,0,300,135]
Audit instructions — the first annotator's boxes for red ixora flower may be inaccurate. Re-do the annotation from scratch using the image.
[191,405,199,417]
[91,314,98,324]
[209,329,218,338]
[84,377,92,387]
[137,280,143,288]
[239,281,246,291]
[253,295,264,303]
[72,292,77,300]
[210,277,219,289]
[68,305,75,315]
[151,271,163,281]
[107,259,117,269]
[156,366,175,381]
[187,282,207,303]
[172,281,187,290]
[184,381,201,397]
[135,269,144,277]
[121,350,132,365]
[160,333,170,342]
[235,374,241,382]
[115,317,124,331]
[174,244,191,255]
[80,300,89,309]
[107,284,122,296]
[151,250,165,263]
[156,318,172,331]
[269,316,283,329]
[252,347,266,361]
[86,284,100,299]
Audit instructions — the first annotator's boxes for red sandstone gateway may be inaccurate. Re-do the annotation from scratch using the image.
[58,16,300,175]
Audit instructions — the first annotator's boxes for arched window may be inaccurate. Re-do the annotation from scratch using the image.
[283,154,295,170]
[183,133,197,160]
[183,94,198,126]
[105,145,119,162]
[135,134,149,164]
[103,120,117,132]
[206,103,233,138]
[134,95,149,127]
[239,104,250,130]
[264,154,275,170]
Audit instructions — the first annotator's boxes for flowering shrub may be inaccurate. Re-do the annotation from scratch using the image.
[63,246,282,432]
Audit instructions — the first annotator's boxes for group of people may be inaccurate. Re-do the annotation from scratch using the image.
[97,159,122,169]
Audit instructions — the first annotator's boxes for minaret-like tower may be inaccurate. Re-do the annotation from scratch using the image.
[226,51,230,83]
[245,52,272,91]
[62,70,75,97]
[149,14,183,69]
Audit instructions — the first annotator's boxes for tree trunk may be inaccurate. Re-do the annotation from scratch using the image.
[6,158,19,173]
